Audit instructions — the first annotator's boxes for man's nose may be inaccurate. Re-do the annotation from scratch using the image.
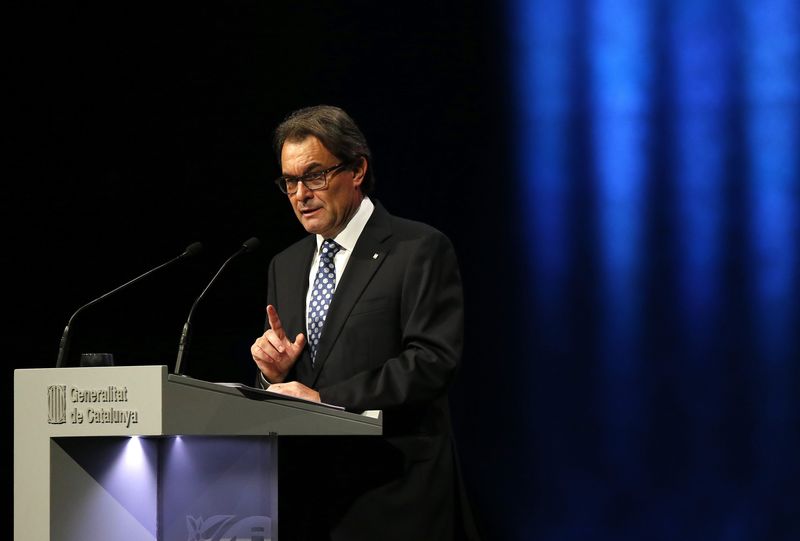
[295,181,313,200]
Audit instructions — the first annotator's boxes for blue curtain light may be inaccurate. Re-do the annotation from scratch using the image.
[510,0,799,539]
[513,1,575,315]
[587,2,653,471]
[742,1,799,361]
[672,1,733,342]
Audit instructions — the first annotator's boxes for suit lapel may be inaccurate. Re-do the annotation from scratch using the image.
[287,236,316,327]
[284,236,316,383]
[309,203,393,386]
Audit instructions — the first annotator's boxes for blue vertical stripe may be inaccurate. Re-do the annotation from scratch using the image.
[513,1,574,311]
[741,0,799,361]
[588,0,651,342]
[587,0,653,471]
[741,0,800,493]
[672,0,732,342]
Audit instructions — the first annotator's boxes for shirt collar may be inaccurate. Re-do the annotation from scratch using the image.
[315,196,375,253]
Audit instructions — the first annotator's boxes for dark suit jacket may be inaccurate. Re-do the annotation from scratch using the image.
[264,201,476,540]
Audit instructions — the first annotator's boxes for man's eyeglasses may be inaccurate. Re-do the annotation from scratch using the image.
[274,162,351,195]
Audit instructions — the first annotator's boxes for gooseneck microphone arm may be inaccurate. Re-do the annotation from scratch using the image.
[55,241,204,368]
[174,237,260,377]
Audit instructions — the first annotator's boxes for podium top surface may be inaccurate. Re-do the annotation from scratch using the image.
[15,365,382,437]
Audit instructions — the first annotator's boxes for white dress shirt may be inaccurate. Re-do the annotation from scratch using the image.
[305,196,375,313]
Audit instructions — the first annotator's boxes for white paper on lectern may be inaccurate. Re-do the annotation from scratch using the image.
[213,381,346,410]
[214,382,382,420]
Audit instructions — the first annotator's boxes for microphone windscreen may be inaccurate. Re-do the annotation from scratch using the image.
[242,237,261,253]
[183,242,204,258]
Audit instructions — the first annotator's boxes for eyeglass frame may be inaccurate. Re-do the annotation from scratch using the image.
[274,161,353,195]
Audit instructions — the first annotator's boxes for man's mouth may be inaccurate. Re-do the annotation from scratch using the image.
[300,207,320,217]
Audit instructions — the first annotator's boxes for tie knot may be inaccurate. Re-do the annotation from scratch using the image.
[321,239,341,258]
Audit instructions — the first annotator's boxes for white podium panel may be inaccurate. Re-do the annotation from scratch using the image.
[15,366,381,541]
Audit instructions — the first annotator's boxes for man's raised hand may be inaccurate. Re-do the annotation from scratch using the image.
[250,305,306,383]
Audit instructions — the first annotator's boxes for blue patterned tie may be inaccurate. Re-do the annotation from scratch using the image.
[308,239,341,364]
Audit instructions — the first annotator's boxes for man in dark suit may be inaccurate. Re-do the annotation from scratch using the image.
[251,105,478,540]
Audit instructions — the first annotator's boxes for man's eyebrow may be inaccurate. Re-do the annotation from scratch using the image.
[282,162,323,177]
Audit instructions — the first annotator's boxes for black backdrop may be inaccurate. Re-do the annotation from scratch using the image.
[6,1,512,536]
[12,3,797,540]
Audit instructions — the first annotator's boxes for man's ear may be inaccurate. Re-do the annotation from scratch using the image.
[351,156,367,188]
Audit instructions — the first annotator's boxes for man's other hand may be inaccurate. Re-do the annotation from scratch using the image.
[266,381,321,402]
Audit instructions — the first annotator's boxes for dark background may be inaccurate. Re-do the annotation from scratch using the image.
[6,2,799,540]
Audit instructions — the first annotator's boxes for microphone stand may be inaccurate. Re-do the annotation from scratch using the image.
[174,237,259,376]
[55,242,203,368]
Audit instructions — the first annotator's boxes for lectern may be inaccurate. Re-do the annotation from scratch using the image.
[14,366,382,541]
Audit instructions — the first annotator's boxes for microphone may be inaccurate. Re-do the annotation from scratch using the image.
[55,241,204,368]
[174,237,260,376]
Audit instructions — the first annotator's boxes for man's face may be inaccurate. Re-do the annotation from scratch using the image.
[281,136,364,239]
